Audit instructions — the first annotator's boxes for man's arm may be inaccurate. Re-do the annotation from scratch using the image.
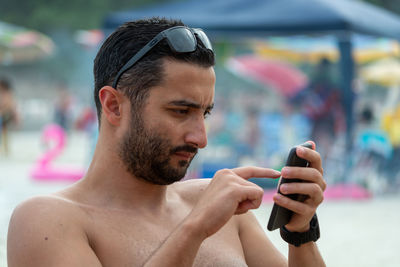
[238,211,325,267]
[7,196,102,267]
[239,211,288,267]
[288,241,325,267]
[143,167,282,267]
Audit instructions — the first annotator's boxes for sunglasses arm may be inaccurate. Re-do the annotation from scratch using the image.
[112,32,165,89]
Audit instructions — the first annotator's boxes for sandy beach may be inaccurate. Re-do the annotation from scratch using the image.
[1,131,399,267]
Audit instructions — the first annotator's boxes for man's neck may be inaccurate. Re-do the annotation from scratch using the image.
[75,147,171,213]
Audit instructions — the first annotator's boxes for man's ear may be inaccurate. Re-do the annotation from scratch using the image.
[99,86,123,126]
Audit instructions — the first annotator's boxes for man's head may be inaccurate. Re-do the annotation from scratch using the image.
[93,17,215,185]
[94,17,215,122]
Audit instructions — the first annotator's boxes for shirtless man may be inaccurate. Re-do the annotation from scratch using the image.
[0,78,19,155]
[7,18,326,266]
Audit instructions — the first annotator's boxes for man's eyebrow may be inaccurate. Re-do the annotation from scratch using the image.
[168,100,214,111]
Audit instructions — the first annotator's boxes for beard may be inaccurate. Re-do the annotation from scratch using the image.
[119,111,198,185]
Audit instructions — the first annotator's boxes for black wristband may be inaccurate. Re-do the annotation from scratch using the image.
[280,214,320,247]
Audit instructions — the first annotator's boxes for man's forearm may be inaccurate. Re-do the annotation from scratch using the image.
[143,217,206,267]
[288,242,326,267]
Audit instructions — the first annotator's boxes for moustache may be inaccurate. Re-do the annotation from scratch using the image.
[170,145,198,155]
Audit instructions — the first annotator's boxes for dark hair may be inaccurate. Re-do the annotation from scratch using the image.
[93,17,215,124]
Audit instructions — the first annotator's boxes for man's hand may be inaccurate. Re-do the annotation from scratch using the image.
[273,141,326,232]
[188,167,281,238]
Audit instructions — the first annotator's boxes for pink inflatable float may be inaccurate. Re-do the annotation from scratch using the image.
[262,183,372,202]
[30,124,85,182]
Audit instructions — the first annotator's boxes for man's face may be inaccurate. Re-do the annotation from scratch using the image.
[119,59,215,185]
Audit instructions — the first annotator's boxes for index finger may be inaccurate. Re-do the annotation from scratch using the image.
[231,166,281,180]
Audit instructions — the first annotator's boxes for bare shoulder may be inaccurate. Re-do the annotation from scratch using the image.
[171,178,211,204]
[7,195,100,267]
[8,194,85,247]
[9,194,82,228]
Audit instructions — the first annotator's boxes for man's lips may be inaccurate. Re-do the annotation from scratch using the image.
[171,145,197,161]
[174,151,194,160]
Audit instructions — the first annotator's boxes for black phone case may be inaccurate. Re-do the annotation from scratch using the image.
[267,142,312,231]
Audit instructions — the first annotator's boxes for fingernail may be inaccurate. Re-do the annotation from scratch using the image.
[281,167,290,176]
[280,184,287,193]
[297,146,305,154]
[273,193,282,201]
[306,141,315,150]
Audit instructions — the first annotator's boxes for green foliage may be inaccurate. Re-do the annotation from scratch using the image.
[0,0,179,32]
[1,0,400,33]
[363,0,400,15]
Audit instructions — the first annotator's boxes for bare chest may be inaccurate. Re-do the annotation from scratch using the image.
[85,211,247,267]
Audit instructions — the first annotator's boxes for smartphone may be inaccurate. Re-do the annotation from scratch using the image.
[267,142,312,231]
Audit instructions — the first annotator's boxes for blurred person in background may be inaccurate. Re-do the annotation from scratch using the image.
[0,77,20,156]
[75,104,98,161]
[54,82,73,131]
[301,58,345,160]
[235,108,261,162]
[8,18,326,267]
[353,105,392,189]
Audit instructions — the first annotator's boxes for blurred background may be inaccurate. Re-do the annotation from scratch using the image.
[1,0,400,266]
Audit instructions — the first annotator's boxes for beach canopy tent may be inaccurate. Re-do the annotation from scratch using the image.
[104,0,400,152]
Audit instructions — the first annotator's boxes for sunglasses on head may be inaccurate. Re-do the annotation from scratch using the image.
[112,26,213,89]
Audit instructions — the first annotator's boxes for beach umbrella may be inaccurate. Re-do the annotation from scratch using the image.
[252,36,400,64]
[361,58,400,112]
[226,55,308,97]
[0,21,55,65]
[361,58,400,87]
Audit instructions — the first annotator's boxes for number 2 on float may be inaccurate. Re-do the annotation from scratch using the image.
[36,124,66,169]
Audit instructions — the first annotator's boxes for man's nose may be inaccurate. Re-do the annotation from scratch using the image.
[185,117,208,149]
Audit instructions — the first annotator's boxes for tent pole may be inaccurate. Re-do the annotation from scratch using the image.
[337,33,355,180]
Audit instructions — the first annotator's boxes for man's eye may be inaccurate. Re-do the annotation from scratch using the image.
[173,109,189,115]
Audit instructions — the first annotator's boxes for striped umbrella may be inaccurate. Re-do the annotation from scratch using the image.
[0,21,55,65]
[226,55,308,97]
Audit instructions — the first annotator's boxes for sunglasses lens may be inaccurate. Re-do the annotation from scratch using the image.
[167,28,196,52]
[193,29,213,51]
